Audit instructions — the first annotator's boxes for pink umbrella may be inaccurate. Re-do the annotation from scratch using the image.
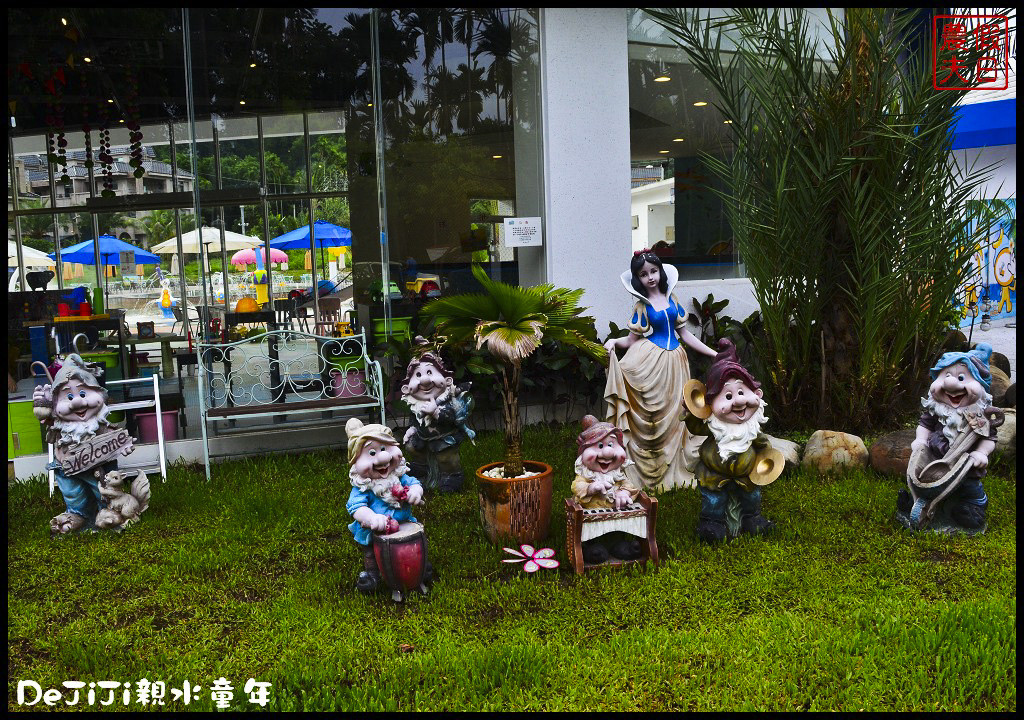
[230,247,288,266]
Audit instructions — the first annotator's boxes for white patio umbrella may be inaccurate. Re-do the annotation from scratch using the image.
[150,227,261,254]
[7,239,57,267]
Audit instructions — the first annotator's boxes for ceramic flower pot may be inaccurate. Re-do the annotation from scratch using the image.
[476,460,553,545]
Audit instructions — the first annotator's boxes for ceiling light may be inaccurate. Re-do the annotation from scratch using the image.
[250,63,256,68]
[107,99,114,103]
[492,155,503,159]
[84,57,91,63]
[723,119,733,124]
[653,75,670,82]
[119,119,124,123]
[239,100,246,105]
[672,138,685,142]
[61,18,67,26]
[658,150,670,154]
[367,103,373,107]
[693,101,708,107]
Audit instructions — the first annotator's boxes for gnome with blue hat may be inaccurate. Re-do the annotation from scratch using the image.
[897,343,1004,533]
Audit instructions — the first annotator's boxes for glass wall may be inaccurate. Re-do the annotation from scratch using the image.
[9,8,542,338]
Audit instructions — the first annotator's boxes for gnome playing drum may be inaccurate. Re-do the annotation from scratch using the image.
[682,339,784,543]
[344,418,434,598]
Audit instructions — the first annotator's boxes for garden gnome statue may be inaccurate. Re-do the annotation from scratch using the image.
[32,353,145,534]
[400,345,475,493]
[897,343,1003,533]
[345,418,433,597]
[571,415,643,563]
[682,339,784,543]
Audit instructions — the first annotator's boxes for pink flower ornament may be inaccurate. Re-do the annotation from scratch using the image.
[502,545,560,573]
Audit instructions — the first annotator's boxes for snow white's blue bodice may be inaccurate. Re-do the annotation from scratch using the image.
[631,298,681,350]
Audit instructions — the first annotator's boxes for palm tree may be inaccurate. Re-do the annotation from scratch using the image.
[420,264,605,477]
[645,8,1007,429]
[134,209,176,250]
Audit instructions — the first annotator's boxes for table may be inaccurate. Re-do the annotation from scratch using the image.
[23,315,128,381]
[99,334,187,379]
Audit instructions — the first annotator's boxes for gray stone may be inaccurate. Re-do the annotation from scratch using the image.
[990,366,1011,407]
[802,430,869,472]
[765,434,801,468]
[994,408,1016,458]
[869,428,917,476]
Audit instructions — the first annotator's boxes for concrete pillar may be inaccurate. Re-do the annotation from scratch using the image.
[530,8,632,337]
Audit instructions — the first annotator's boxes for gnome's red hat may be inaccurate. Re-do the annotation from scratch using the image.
[576,414,623,457]
[704,338,760,398]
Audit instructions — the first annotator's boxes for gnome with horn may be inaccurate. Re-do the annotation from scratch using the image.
[682,339,784,543]
[897,343,1002,533]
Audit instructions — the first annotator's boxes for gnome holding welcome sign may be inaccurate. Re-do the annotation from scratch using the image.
[32,354,147,534]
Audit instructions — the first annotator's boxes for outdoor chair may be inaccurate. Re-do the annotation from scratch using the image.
[313,297,343,336]
[273,298,300,336]
[171,305,200,337]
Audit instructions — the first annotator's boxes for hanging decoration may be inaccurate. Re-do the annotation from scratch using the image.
[123,66,144,179]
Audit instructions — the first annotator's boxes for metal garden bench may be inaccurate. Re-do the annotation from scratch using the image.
[196,328,385,479]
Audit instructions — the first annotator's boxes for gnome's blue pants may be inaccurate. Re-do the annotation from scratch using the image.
[51,461,115,523]
[700,485,762,521]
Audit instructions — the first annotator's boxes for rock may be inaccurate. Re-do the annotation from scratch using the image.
[766,435,801,468]
[989,350,1012,378]
[868,428,917,476]
[990,366,1011,407]
[943,329,968,351]
[802,430,869,472]
[1004,383,1015,408]
[994,408,1015,458]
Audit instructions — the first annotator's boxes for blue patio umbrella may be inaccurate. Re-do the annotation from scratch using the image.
[51,235,161,309]
[268,220,352,249]
[53,235,160,265]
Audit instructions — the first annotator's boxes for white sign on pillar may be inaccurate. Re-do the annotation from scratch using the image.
[503,217,543,248]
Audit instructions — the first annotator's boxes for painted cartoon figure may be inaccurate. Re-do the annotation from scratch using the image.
[897,344,1003,533]
[682,339,783,543]
[603,251,717,493]
[570,415,643,563]
[32,354,140,534]
[345,418,432,594]
[400,348,475,493]
[993,246,1014,315]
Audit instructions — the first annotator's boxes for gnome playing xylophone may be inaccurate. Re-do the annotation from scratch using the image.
[344,418,435,600]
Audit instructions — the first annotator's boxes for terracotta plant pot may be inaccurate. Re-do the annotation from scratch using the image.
[476,461,554,545]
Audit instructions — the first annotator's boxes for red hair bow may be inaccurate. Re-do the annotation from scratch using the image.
[633,248,653,256]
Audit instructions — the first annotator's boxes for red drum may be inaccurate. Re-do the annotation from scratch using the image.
[372,522,429,602]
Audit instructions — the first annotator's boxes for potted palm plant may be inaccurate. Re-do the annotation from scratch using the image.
[420,263,606,544]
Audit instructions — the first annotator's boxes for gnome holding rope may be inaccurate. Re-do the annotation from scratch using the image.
[400,346,475,493]
[897,343,1003,533]
[32,353,144,534]
[571,415,644,563]
[344,418,432,594]
[682,339,784,543]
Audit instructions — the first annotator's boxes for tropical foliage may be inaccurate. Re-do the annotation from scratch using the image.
[646,8,1009,430]
[419,264,606,477]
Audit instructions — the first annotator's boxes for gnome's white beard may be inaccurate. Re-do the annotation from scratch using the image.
[574,456,633,485]
[922,392,992,443]
[402,386,453,427]
[349,460,409,509]
[53,414,106,445]
[707,402,768,461]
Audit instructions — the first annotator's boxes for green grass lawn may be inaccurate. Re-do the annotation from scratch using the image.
[7,424,1016,711]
